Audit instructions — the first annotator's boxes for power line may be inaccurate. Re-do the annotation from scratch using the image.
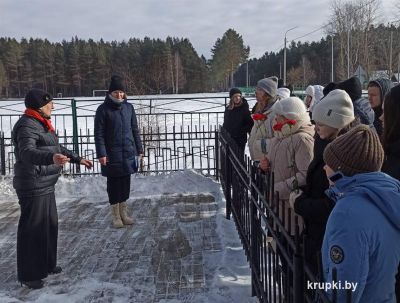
[292,23,332,41]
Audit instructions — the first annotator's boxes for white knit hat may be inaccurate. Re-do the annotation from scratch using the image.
[257,78,277,98]
[272,97,307,120]
[277,87,290,99]
[312,89,354,129]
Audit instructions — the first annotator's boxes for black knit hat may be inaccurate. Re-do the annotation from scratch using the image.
[335,76,362,102]
[323,124,384,177]
[24,89,53,109]
[229,88,242,98]
[323,82,336,97]
[108,75,125,93]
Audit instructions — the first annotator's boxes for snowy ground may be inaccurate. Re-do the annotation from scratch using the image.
[0,170,257,303]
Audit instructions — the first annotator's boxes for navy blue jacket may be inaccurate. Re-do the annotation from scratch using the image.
[322,172,400,302]
[94,96,143,177]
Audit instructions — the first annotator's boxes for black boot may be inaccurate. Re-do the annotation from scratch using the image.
[49,266,62,274]
[21,280,44,289]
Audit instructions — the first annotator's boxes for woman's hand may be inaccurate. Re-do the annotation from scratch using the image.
[259,156,270,172]
[80,158,93,169]
[98,157,108,166]
[53,153,70,166]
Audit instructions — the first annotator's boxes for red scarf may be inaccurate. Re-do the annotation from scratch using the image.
[24,109,55,132]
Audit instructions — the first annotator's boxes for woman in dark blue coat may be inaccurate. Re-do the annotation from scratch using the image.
[95,75,143,228]
[13,89,92,289]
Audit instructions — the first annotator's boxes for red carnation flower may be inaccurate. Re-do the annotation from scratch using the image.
[252,113,267,121]
[272,119,297,131]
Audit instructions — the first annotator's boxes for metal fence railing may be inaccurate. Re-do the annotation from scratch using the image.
[0,126,219,177]
[0,96,239,176]
[218,126,352,303]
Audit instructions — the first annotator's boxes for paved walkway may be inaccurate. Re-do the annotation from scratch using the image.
[0,187,255,303]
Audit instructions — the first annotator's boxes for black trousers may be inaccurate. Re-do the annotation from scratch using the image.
[106,175,131,205]
[17,192,58,282]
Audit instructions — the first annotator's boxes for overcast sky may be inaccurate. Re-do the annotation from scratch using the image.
[0,0,398,59]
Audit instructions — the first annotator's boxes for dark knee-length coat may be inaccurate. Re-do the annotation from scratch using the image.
[94,96,143,177]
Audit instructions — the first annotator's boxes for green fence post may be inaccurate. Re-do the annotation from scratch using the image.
[71,98,80,173]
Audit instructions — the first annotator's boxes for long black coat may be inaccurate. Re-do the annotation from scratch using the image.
[382,139,400,181]
[222,98,253,150]
[293,135,335,274]
[94,96,143,177]
[12,115,81,198]
[381,139,400,302]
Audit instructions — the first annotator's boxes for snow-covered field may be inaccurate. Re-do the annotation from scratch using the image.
[0,170,257,303]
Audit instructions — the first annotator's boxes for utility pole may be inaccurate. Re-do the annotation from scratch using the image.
[331,35,334,82]
[389,31,393,78]
[175,52,179,94]
[303,56,305,89]
[347,28,350,78]
[246,61,249,87]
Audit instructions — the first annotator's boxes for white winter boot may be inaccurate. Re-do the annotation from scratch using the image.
[119,202,134,225]
[111,204,124,228]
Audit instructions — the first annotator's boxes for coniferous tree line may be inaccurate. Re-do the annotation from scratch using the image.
[0,29,250,98]
[0,37,212,97]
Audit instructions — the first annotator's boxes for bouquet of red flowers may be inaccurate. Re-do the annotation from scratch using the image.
[252,113,267,121]
[272,119,297,131]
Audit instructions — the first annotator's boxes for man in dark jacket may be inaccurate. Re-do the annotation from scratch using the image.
[335,76,375,128]
[13,89,92,289]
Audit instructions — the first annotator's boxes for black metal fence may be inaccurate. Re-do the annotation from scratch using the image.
[218,127,352,303]
[0,125,219,176]
[0,96,239,176]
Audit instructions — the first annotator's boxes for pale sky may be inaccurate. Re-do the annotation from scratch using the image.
[0,0,398,59]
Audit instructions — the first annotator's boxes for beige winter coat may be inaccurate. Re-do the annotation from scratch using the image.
[248,108,276,161]
[267,119,315,233]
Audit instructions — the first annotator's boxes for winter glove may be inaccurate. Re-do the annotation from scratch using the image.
[289,189,303,209]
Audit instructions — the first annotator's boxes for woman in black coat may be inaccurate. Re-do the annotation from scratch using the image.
[13,89,92,289]
[290,89,357,277]
[380,84,400,301]
[222,88,253,156]
[95,75,143,228]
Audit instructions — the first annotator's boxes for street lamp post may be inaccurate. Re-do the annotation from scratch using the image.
[283,26,298,86]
